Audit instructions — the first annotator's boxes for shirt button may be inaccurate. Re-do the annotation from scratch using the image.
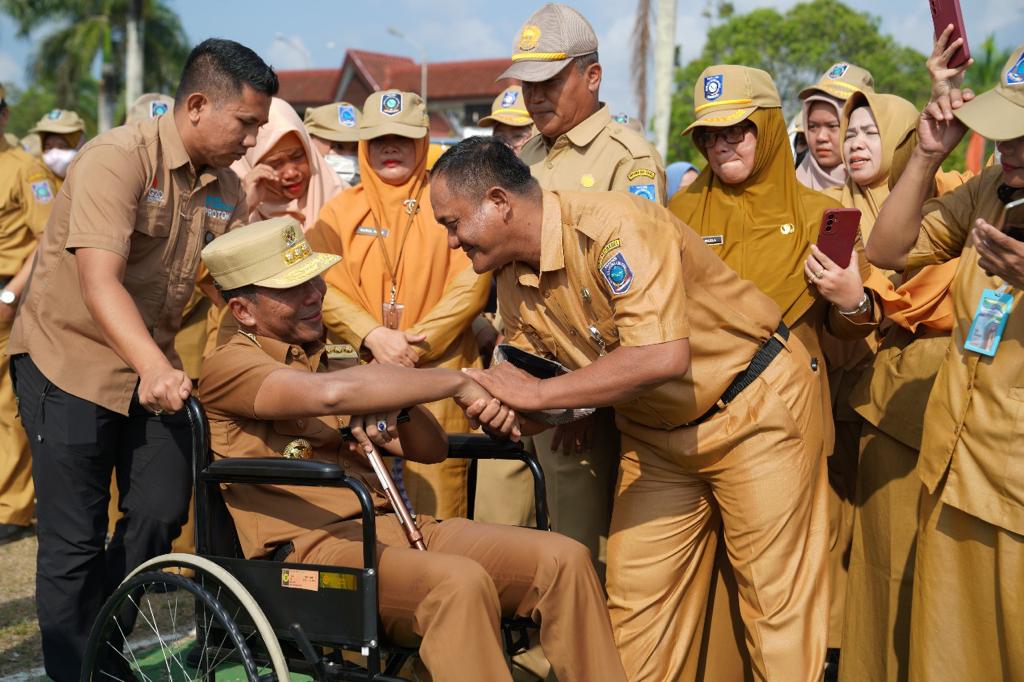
[569,329,576,336]
[290,347,301,358]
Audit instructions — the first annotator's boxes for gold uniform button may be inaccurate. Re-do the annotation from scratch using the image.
[290,347,301,358]
[569,329,576,336]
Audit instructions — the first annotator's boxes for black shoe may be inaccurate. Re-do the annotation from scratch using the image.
[0,523,32,546]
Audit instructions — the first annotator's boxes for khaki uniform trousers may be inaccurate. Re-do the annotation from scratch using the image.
[839,424,919,682]
[606,339,829,682]
[827,415,861,648]
[532,409,619,579]
[474,450,536,527]
[297,514,627,682]
[908,475,1024,682]
[0,317,33,525]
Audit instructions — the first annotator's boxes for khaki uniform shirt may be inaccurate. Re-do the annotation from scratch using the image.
[199,332,388,559]
[8,114,247,414]
[498,191,782,428]
[519,104,667,205]
[906,166,1024,534]
[0,136,55,276]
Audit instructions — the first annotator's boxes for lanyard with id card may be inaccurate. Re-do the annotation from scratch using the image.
[964,284,1014,357]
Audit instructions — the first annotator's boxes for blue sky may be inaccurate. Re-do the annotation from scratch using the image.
[0,0,1017,115]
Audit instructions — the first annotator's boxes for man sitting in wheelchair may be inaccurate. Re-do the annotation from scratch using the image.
[198,217,627,682]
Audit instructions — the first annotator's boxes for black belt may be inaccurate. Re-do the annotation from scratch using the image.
[687,322,789,427]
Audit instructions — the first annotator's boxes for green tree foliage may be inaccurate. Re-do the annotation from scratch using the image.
[669,0,931,165]
[4,82,98,138]
[0,0,189,132]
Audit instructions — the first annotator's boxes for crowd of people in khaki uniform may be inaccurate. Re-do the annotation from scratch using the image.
[0,2,1023,680]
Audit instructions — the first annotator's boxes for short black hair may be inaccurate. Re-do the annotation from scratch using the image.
[175,38,278,107]
[431,136,539,203]
[218,283,260,302]
[574,52,600,73]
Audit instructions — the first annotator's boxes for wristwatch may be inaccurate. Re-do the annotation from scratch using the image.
[838,291,870,317]
[0,289,16,306]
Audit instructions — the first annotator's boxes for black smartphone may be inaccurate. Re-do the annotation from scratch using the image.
[1004,197,1024,242]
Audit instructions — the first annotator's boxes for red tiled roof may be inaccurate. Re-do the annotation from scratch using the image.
[388,58,513,100]
[275,68,343,105]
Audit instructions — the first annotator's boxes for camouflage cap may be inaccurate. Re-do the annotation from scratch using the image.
[202,216,341,291]
[478,86,533,127]
[954,44,1024,141]
[798,62,875,101]
[499,3,598,83]
[126,93,174,124]
[683,65,781,134]
[304,102,362,143]
[361,90,429,140]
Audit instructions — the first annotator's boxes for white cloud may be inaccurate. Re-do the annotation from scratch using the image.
[266,34,312,70]
[0,50,21,87]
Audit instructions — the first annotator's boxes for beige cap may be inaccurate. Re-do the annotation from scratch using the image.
[202,216,341,291]
[499,3,598,83]
[20,133,41,157]
[954,45,1024,141]
[304,102,361,143]
[30,109,86,136]
[479,86,532,127]
[126,93,174,124]
[799,62,875,101]
[360,90,428,140]
[683,65,781,134]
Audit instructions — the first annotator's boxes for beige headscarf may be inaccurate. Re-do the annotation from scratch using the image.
[796,93,848,191]
[231,97,342,232]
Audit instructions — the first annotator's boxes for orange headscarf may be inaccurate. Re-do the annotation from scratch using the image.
[231,97,343,232]
[670,107,838,327]
[306,136,473,330]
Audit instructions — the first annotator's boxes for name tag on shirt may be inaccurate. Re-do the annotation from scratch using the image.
[703,235,724,247]
[964,287,1013,357]
[356,226,389,237]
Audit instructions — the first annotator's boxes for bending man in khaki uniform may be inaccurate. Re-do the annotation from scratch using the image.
[431,137,828,681]
[866,41,1024,682]
[199,217,627,682]
[497,2,667,568]
[0,85,55,545]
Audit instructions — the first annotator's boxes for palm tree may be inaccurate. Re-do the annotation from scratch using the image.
[631,0,678,159]
[1,0,189,131]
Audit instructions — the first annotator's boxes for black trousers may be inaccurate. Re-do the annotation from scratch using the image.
[11,354,191,682]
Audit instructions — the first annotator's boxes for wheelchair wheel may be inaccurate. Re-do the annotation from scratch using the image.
[82,553,288,681]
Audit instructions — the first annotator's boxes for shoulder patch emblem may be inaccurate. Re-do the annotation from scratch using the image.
[628,184,657,202]
[703,235,724,247]
[580,174,595,188]
[704,74,723,102]
[600,251,634,296]
[149,101,169,118]
[31,180,54,204]
[627,168,656,181]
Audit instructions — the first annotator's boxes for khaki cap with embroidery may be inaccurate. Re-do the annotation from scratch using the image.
[126,93,174,124]
[360,90,428,140]
[799,62,875,101]
[954,44,1024,141]
[499,3,598,83]
[202,216,341,290]
[304,101,362,143]
[30,109,86,136]
[479,86,533,127]
[683,65,781,135]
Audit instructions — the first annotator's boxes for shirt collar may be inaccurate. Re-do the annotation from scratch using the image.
[564,103,611,148]
[158,112,220,188]
[515,190,564,288]
[240,331,327,371]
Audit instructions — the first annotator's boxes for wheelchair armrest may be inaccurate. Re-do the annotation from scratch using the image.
[446,434,526,460]
[202,458,346,485]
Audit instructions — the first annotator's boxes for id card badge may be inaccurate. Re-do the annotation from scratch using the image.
[964,287,1014,357]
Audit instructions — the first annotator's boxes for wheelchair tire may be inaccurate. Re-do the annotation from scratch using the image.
[81,553,289,681]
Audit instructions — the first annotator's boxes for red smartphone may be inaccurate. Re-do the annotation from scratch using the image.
[929,0,971,68]
[816,208,861,269]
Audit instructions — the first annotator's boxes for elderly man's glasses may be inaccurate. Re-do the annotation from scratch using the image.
[695,122,755,149]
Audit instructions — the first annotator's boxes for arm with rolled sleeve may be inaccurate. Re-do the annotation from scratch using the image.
[407,265,492,364]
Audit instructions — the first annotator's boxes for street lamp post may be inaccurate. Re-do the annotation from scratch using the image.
[387,27,428,104]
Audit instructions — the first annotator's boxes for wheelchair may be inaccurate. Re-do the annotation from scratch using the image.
[81,396,550,681]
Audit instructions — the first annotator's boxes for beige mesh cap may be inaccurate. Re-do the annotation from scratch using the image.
[304,101,362,143]
[202,216,341,291]
[30,109,86,136]
[683,65,781,134]
[954,44,1024,141]
[360,90,429,140]
[499,3,598,83]
[479,86,533,127]
[799,62,875,101]
[126,93,174,124]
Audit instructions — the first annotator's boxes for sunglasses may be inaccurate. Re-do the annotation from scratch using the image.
[694,122,755,148]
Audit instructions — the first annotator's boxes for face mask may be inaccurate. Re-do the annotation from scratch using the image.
[325,153,359,185]
[42,147,77,178]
